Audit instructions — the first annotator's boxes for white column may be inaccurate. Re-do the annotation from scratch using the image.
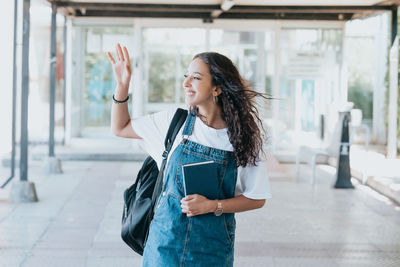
[131,20,144,150]
[256,31,265,93]
[132,20,143,118]
[0,0,15,156]
[339,23,348,107]
[64,19,73,144]
[271,22,281,152]
[373,13,389,145]
[387,36,399,158]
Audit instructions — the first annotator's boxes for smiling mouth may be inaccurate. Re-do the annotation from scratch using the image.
[185,91,195,96]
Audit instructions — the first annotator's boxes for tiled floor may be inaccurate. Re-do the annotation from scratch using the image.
[0,160,399,267]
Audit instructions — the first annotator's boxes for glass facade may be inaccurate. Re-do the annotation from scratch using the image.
[58,14,400,158]
[142,28,274,118]
[209,30,275,120]
[75,26,133,137]
[277,28,342,149]
[0,1,390,158]
[142,28,206,111]
[68,24,345,151]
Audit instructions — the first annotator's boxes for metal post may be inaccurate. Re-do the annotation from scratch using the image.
[63,16,67,145]
[49,2,56,157]
[387,6,399,159]
[320,114,325,140]
[43,1,63,174]
[10,0,38,202]
[20,0,30,182]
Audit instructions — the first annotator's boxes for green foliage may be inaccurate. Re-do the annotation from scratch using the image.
[348,83,373,120]
[148,52,176,103]
[346,36,375,122]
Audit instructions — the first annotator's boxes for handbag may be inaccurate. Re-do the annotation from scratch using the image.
[121,108,188,255]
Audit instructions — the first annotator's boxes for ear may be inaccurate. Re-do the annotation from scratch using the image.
[213,86,222,97]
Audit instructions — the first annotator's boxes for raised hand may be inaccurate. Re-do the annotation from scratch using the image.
[107,43,131,90]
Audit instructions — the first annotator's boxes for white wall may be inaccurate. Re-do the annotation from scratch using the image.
[0,1,15,157]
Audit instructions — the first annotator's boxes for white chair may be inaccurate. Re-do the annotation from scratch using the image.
[295,115,342,184]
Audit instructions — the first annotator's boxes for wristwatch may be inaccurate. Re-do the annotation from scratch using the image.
[214,201,223,216]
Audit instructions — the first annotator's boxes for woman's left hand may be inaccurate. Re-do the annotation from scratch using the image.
[180,194,215,217]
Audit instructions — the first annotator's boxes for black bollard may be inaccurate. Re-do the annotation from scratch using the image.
[334,112,354,189]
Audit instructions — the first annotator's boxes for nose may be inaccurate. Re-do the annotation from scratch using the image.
[183,75,192,88]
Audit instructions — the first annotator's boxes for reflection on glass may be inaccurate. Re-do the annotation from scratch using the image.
[148,52,176,103]
[278,28,342,149]
[347,36,374,123]
[301,80,315,131]
[209,30,258,84]
[143,28,206,109]
[83,27,133,129]
[209,30,274,119]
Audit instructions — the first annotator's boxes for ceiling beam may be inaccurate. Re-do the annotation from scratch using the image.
[55,2,393,12]
[52,1,394,21]
[73,10,355,21]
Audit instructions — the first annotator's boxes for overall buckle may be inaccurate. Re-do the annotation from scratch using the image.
[162,150,168,159]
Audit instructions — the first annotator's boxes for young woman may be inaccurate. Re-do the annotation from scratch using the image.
[108,43,271,266]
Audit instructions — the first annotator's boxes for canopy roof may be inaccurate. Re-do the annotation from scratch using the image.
[52,0,399,21]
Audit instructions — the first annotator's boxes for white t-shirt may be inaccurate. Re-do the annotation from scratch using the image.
[131,108,272,200]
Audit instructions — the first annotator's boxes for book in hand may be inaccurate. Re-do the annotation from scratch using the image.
[182,160,218,200]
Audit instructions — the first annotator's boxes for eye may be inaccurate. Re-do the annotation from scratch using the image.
[194,76,200,80]
[183,74,188,78]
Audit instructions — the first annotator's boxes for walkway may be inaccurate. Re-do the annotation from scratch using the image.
[0,159,399,267]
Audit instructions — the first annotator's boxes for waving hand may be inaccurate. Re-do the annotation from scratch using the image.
[107,43,131,90]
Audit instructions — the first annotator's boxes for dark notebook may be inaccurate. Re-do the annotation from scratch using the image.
[182,160,218,200]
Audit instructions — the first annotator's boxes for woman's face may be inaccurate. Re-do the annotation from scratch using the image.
[183,58,217,107]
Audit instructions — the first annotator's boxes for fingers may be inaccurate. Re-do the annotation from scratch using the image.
[107,52,115,64]
[123,46,130,65]
[181,206,195,217]
[115,44,121,61]
[181,202,192,214]
[183,194,196,201]
[181,199,199,217]
[111,43,130,65]
[117,43,125,61]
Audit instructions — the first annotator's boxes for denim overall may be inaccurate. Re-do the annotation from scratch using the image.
[142,112,237,267]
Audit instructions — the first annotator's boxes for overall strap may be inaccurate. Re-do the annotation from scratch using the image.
[150,108,188,215]
[182,110,196,137]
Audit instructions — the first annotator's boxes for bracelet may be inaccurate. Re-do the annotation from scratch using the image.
[112,94,129,104]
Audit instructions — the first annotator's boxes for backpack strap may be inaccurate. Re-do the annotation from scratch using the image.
[150,108,188,214]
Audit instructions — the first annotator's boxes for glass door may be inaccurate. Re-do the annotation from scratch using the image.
[277,28,342,150]
[141,27,275,119]
[142,28,206,113]
[74,26,133,137]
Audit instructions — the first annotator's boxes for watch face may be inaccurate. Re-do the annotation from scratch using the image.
[214,209,223,216]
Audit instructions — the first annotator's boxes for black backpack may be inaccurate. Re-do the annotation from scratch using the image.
[121,108,188,255]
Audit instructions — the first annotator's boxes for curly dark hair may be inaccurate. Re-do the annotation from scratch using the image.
[192,52,270,167]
